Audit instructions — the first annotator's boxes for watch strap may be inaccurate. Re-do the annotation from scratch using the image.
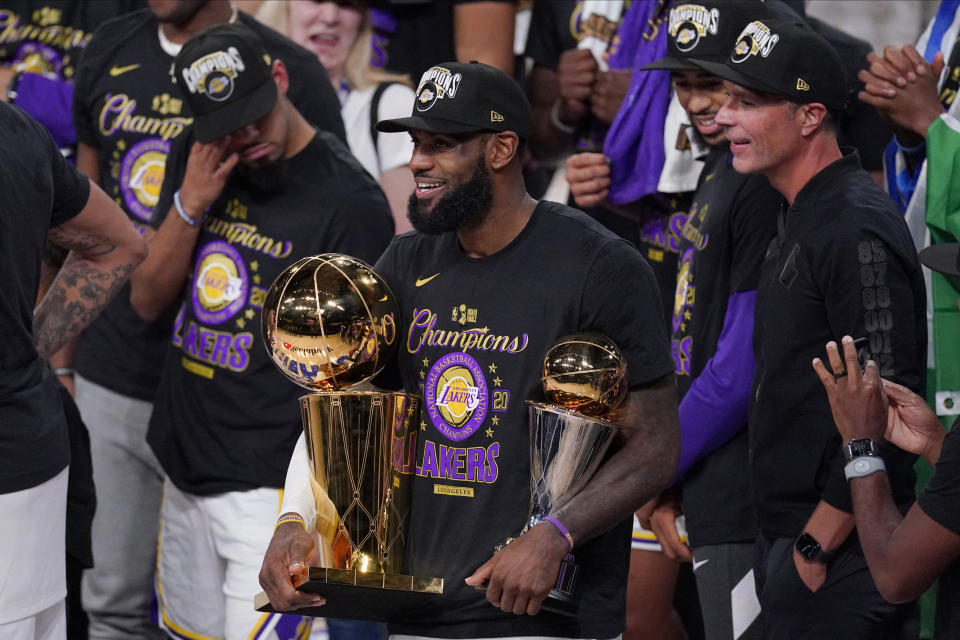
[796,532,835,564]
[845,455,887,480]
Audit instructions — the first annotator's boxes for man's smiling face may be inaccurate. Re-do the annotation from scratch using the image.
[406,130,493,234]
[715,81,800,176]
[672,69,728,146]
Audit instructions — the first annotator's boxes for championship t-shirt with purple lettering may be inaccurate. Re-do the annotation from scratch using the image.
[71,8,344,401]
[146,131,392,495]
[375,200,674,638]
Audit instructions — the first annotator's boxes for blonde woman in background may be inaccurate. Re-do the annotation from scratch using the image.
[258,0,416,234]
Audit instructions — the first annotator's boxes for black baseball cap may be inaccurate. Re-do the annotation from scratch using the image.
[642,1,777,71]
[376,61,532,139]
[174,23,278,143]
[696,17,847,110]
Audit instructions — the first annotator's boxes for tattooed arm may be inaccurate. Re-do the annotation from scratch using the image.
[34,180,148,359]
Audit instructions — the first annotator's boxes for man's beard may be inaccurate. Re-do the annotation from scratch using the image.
[234,157,288,193]
[407,159,493,234]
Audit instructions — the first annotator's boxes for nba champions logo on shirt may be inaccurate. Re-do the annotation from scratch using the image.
[426,352,489,441]
[181,46,245,102]
[731,21,780,63]
[119,138,169,221]
[191,240,248,325]
[668,4,719,52]
[415,65,462,112]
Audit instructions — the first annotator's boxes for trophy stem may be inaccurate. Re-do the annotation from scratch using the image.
[301,391,418,575]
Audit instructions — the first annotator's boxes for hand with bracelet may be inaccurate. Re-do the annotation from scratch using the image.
[464,514,572,616]
[258,511,326,611]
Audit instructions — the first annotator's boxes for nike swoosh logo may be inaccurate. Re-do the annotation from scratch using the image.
[692,558,710,572]
[415,273,440,287]
[109,63,140,77]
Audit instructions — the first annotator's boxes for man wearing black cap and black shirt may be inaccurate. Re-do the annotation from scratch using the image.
[813,243,960,640]
[260,60,681,639]
[705,17,927,637]
[69,2,347,638]
[125,22,392,640]
[633,3,784,639]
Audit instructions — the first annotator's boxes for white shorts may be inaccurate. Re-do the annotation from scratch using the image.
[0,466,68,626]
[156,479,311,640]
[0,601,66,640]
[631,514,687,553]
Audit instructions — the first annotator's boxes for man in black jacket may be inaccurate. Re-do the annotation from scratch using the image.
[706,16,927,639]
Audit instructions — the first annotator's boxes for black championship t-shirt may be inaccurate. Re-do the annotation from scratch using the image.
[146,132,392,496]
[750,152,926,537]
[0,103,89,493]
[636,192,690,330]
[71,9,345,401]
[0,1,141,79]
[375,201,675,639]
[672,149,781,547]
[917,419,960,639]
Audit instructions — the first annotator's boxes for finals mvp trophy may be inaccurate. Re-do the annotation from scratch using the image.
[254,254,442,621]
[504,333,627,616]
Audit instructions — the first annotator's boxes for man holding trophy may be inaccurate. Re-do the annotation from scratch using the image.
[127,23,394,640]
[261,61,681,639]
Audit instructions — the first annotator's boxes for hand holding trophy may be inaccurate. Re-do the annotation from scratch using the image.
[255,254,442,621]
[511,333,628,615]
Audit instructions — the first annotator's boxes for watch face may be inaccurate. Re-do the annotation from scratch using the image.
[847,438,878,460]
[796,533,821,560]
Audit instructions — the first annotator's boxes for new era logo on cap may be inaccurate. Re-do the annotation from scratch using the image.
[797,78,810,91]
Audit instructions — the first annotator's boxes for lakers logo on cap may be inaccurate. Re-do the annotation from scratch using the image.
[416,84,439,111]
[415,65,462,112]
[731,21,780,64]
[668,4,720,53]
[181,46,246,102]
[796,78,810,91]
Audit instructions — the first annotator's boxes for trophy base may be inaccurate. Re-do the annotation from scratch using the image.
[254,567,443,622]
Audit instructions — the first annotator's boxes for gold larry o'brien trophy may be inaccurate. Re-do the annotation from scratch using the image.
[494,333,627,616]
[254,254,442,622]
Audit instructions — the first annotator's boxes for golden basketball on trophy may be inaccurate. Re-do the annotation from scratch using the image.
[541,332,628,417]
[262,253,399,390]
[257,254,442,622]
